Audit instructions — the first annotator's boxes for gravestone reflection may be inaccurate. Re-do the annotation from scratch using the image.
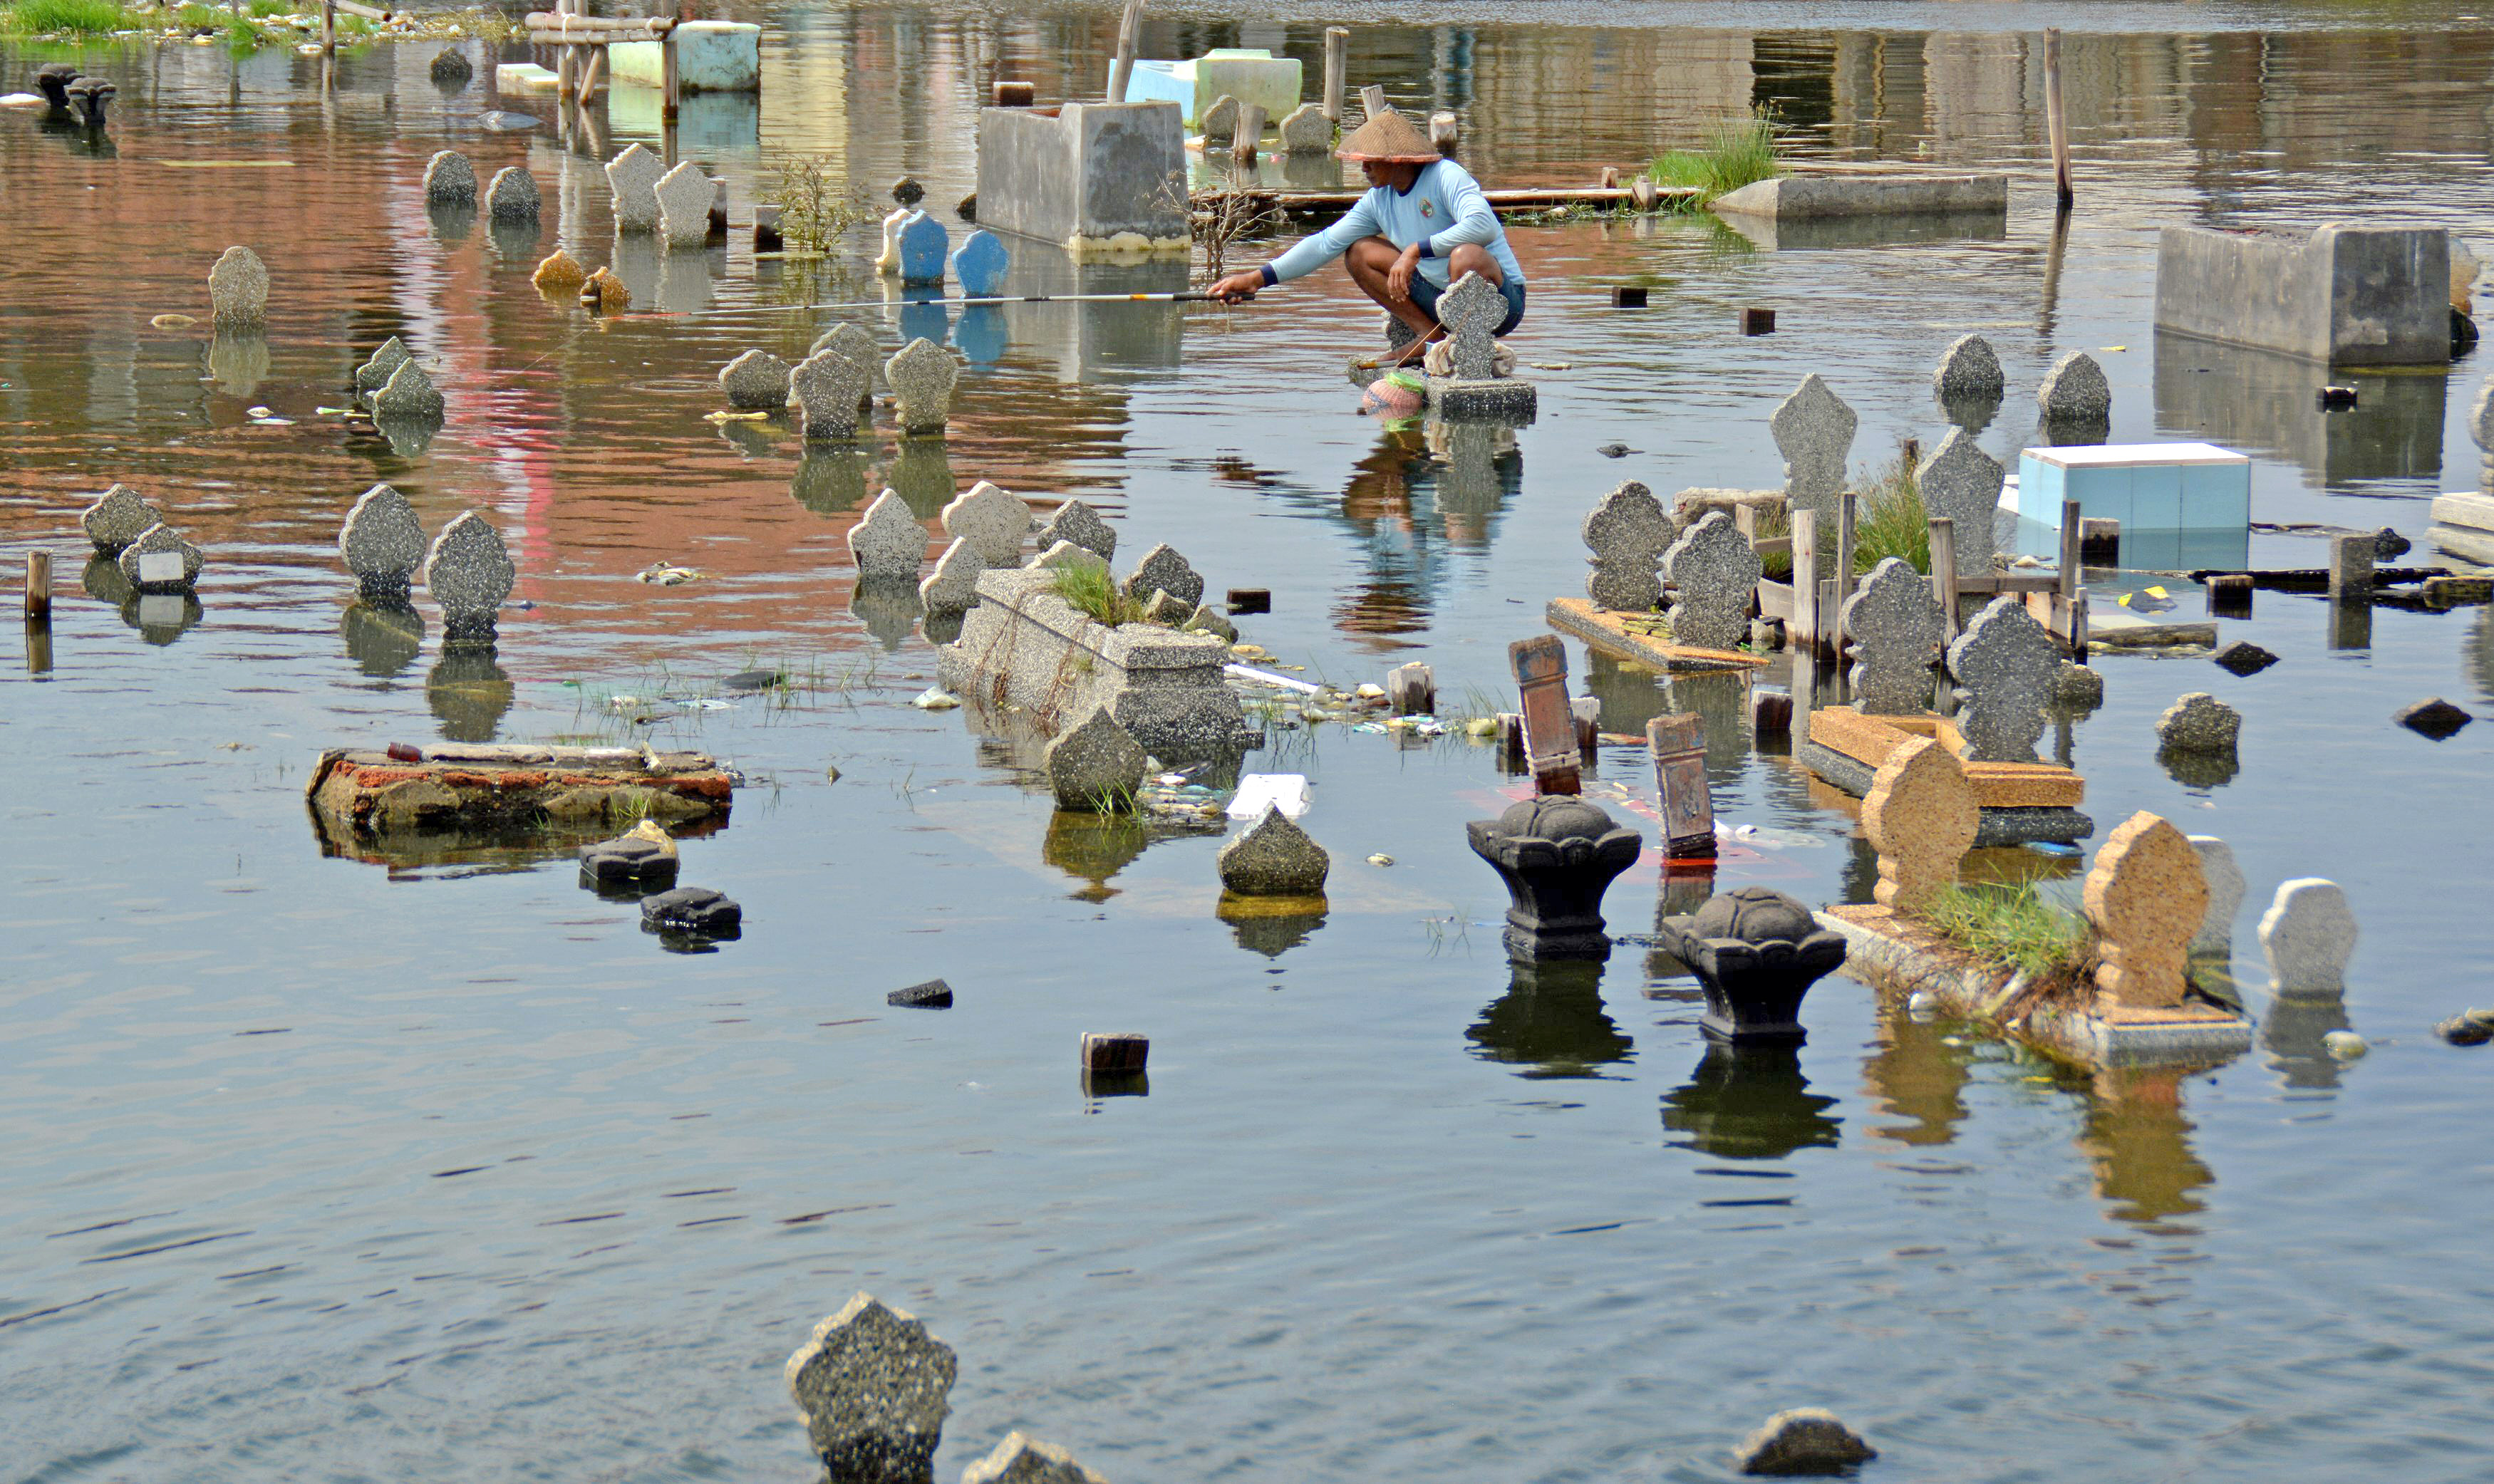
[849,576,923,651]
[340,601,425,678]
[792,447,871,516]
[427,649,514,742]
[1660,1042,1841,1160]
[2078,1067,2213,1229]
[1465,958,1630,1077]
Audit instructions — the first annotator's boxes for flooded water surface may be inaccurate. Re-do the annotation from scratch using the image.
[5,2,2494,1480]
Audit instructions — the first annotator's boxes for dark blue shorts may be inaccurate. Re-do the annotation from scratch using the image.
[1411,274,1526,336]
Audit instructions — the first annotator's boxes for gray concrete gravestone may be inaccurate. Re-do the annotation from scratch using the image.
[339,483,427,598]
[919,537,985,620]
[1932,332,2004,405]
[939,481,1030,567]
[847,490,926,582]
[1771,373,1856,525]
[207,246,268,329]
[1917,427,2004,577]
[1945,595,2061,763]
[604,142,663,233]
[373,358,445,422]
[718,348,791,410]
[1035,498,1115,563]
[355,336,410,397]
[423,150,476,206]
[884,338,959,435]
[81,484,163,554]
[118,523,204,593]
[1438,271,1504,381]
[783,1292,958,1484]
[483,165,539,222]
[790,351,870,441]
[1580,479,1673,612]
[1841,556,1947,715]
[423,510,516,645]
[1662,510,1761,651]
[653,161,715,250]
[1122,543,1203,608]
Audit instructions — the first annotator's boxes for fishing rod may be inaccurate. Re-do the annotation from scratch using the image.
[615,290,1227,322]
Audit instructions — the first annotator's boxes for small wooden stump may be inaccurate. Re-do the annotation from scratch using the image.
[1741,307,1776,336]
[1081,1032,1149,1072]
[992,79,1034,107]
[1387,660,1435,716]
[1611,285,1647,308]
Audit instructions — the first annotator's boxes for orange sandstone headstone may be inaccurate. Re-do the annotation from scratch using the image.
[2082,811,2207,1009]
[532,249,586,294]
[1861,735,1977,915]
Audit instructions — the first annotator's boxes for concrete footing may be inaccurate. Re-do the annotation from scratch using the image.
[976,103,1191,256]
[936,568,1257,759]
[1710,174,2008,222]
[2154,222,2451,366]
[1794,737,2091,846]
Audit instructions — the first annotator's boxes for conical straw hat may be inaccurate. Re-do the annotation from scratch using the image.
[1335,108,1439,163]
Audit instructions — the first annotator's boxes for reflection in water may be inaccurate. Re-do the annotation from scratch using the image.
[999,247,1185,379]
[2158,744,2240,791]
[374,409,443,458]
[2471,605,2494,708]
[1424,418,1522,536]
[892,286,953,349]
[1467,958,1631,1077]
[426,648,514,742]
[887,437,957,518]
[716,418,779,460]
[2078,1067,2213,1230]
[956,303,1007,365]
[2329,597,2373,650]
[1043,809,1147,901]
[794,447,872,514]
[1940,391,2002,435]
[1216,893,1329,957]
[611,231,662,307]
[205,332,269,398]
[656,246,716,313]
[488,214,544,265]
[1719,208,2009,254]
[2153,332,2446,489]
[340,599,425,678]
[1858,1006,1972,1147]
[1662,1041,1842,1158]
[81,554,130,607]
[427,199,473,245]
[2257,993,2355,1093]
[126,591,202,645]
[849,576,923,650]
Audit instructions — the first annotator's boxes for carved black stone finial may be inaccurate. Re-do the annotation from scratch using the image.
[1464,796,1642,961]
[1658,886,1848,1042]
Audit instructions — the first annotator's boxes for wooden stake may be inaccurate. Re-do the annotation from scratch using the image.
[1832,492,1858,659]
[1789,509,1820,655]
[1429,110,1459,159]
[1322,27,1347,122]
[2043,28,2072,212]
[319,0,334,53]
[1928,517,1960,636]
[24,550,50,623]
[1105,0,1143,103]
[1358,83,1387,120]
[1232,100,1266,164]
[661,26,680,119]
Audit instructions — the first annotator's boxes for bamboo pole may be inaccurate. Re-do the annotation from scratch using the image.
[2043,28,2071,212]
[1322,27,1347,121]
[1105,0,1143,103]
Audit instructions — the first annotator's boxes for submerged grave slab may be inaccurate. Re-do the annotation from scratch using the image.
[1798,705,2091,846]
[936,567,1257,759]
[306,743,733,845]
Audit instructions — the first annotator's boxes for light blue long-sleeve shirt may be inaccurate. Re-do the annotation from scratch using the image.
[1260,159,1526,291]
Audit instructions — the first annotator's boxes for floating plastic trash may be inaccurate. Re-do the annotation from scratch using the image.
[1227,773,1310,820]
[912,688,961,710]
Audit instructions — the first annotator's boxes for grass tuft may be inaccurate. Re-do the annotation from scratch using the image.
[1847,447,1931,576]
[8,0,138,32]
[1923,878,2095,985]
[1647,106,1783,212]
[1049,562,1145,627]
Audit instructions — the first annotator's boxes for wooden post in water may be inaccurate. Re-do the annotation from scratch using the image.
[1928,517,1960,637]
[2043,28,2072,212]
[318,0,334,52]
[661,22,681,120]
[1831,492,1858,661]
[1509,635,1582,797]
[1359,83,1387,121]
[1322,27,1347,121]
[1429,110,1459,159]
[1789,509,1821,657]
[1105,0,1143,103]
[1232,100,1266,164]
[24,550,51,623]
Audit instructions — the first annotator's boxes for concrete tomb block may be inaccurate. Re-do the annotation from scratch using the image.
[961,1431,1109,1484]
[1046,705,1149,812]
[884,338,960,435]
[1932,331,2004,405]
[373,358,445,422]
[118,522,204,594]
[422,149,476,206]
[2187,834,2245,955]
[339,483,427,598]
[1661,509,1762,652]
[1580,479,1672,611]
[918,537,985,620]
[2155,691,2241,754]
[423,510,515,644]
[483,165,539,222]
[1841,556,1947,715]
[1916,427,2004,577]
[604,142,663,233]
[790,350,871,441]
[847,490,927,583]
[1771,373,1856,524]
[1711,172,2007,221]
[1861,735,1977,915]
[1121,543,1203,608]
[1035,498,1115,563]
[207,245,267,328]
[81,483,163,555]
[784,1292,958,1484]
[1945,595,2061,764]
[2083,811,2207,1009]
[2155,222,2451,366]
[718,348,792,410]
[2258,877,2358,997]
[950,229,1010,298]
[974,100,1190,254]
[940,480,1031,567]
[894,211,949,286]
[654,161,715,250]
[1218,804,1329,895]
[661,20,760,92]
[812,321,880,379]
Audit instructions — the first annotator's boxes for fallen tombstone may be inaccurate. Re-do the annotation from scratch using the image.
[307,743,732,841]
[1733,1408,1878,1477]
[888,978,953,1008]
[2394,696,2472,739]
[641,886,741,938]
[1218,805,1329,894]
[81,483,165,555]
[578,823,681,892]
[961,1433,1109,1484]
[1046,706,1148,811]
[785,1294,958,1484]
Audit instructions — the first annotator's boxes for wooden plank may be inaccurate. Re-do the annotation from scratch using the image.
[1928,517,1959,636]
[1756,578,1794,622]
[1358,83,1387,119]
[1510,635,1581,795]
[1648,714,1716,858]
[1546,598,1771,673]
[1831,492,1858,658]
[1789,509,1819,652]
[1232,100,1266,163]
[1322,27,1347,121]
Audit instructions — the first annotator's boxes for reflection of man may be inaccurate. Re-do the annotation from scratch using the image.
[1208,110,1526,367]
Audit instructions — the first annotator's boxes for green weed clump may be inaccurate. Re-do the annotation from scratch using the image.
[1647,107,1782,211]
[7,0,140,33]
[1050,562,1144,627]
[766,155,871,255]
[1923,879,2095,985]
[1848,450,1931,575]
